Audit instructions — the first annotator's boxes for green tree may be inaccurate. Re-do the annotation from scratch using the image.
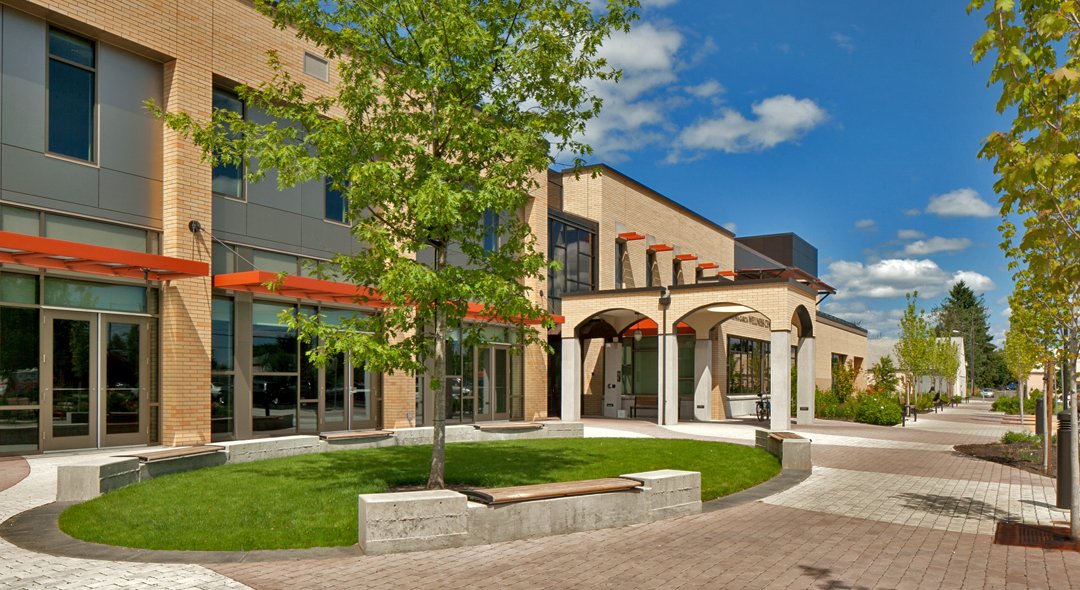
[933,281,994,390]
[869,355,900,395]
[970,0,1080,539]
[932,338,962,398]
[155,0,638,488]
[895,292,933,404]
[1003,315,1041,426]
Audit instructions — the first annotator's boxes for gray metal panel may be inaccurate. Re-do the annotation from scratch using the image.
[2,144,98,207]
[299,178,323,218]
[2,9,45,152]
[1,189,151,228]
[247,166,301,213]
[98,43,162,180]
[99,169,162,226]
[212,195,247,236]
[299,215,352,255]
[247,203,301,247]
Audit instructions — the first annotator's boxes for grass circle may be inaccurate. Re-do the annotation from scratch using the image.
[59,438,780,551]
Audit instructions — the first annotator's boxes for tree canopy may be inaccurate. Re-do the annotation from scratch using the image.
[154,0,639,487]
[933,281,994,389]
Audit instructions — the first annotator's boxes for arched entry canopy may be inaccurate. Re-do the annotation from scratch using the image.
[560,278,819,429]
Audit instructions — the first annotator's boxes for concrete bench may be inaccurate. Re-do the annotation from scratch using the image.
[358,469,700,555]
[115,445,228,479]
[463,477,641,505]
[755,430,812,472]
[630,395,658,418]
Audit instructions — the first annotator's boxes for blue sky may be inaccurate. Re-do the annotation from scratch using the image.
[568,0,1012,342]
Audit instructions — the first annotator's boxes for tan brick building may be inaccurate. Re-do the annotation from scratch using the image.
[0,1,866,455]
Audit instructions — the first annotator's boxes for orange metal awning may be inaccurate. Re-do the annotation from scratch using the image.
[0,231,208,281]
[214,270,564,325]
[697,262,719,270]
[617,232,646,241]
[647,244,674,252]
[675,253,698,261]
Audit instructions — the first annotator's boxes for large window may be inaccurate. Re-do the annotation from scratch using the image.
[548,215,595,314]
[211,88,245,200]
[48,28,96,162]
[615,240,625,288]
[483,209,500,252]
[325,178,347,224]
[728,336,770,395]
[211,298,234,438]
[646,250,657,287]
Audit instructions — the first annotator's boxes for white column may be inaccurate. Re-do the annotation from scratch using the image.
[796,336,815,425]
[658,332,679,425]
[694,339,712,421]
[561,337,581,421]
[769,329,792,431]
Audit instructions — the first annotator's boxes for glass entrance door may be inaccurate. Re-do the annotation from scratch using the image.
[43,312,96,451]
[43,311,147,451]
[101,317,147,446]
[320,352,378,432]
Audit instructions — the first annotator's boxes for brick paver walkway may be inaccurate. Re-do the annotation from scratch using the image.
[2,399,1079,589]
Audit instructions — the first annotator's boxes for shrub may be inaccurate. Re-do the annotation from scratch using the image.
[991,396,1019,414]
[951,395,962,405]
[852,393,903,426]
[1001,431,1042,445]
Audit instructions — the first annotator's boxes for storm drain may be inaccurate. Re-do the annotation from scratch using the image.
[994,522,1080,551]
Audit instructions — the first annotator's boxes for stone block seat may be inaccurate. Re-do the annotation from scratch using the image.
[463,477,642,505]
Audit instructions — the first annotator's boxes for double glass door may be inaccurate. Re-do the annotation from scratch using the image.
[447,345,511,423]
[321,352,378,432]
[42,311,147,450]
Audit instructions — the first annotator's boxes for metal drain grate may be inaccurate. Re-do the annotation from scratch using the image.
[994,522,1080,551]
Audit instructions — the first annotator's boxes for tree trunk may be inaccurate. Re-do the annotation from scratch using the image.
[427,244,448,489]
[1019,379,1025,429]
[1068,330,1079,541]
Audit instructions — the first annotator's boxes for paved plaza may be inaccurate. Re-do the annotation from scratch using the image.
[2,401,1080,589]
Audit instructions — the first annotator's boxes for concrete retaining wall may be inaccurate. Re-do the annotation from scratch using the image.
[57,422,584,502]
[357,470,701,555]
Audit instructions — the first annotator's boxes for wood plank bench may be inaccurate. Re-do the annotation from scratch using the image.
[629,395,658,418]
[769,432,805,441]
[115,445,223,463]
[473,422,544,432]
[462,477,643,505]
[320,430,394,442]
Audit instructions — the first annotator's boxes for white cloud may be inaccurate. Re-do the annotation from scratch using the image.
[722,221,737,234]
[831,32,855,53]
[926,188,997,218]
[824,258,996,300]
[903,208,921,216]
[670,95,827,158]
[640,0,679,7]
[897,229,925,240]
[901,237,972,256]
[821,300,903,340]
[684,79,725,99]
[854,218,877,232]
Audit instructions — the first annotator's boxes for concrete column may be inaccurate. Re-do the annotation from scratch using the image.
[561,337,581,421]
[796,336,815,425]
[694,339,712,421]
[770,329,792,431]
[660,333,679,425]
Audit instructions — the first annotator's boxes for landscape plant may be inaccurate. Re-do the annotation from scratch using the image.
[153,0,638,488]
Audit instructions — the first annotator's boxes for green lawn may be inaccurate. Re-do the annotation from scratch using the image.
[59,438,780,551]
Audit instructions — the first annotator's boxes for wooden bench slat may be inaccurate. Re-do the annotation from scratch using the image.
[630,395,658,418]
[769,432,805,440]
[116,445,223,462]
[320,430,394,441]
[464,477,642,505]
[473,423,543,432]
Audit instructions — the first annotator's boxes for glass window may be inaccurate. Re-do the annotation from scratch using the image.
[483,209,499,252]
[48,29,95,162]
[621,335,658,396]
[251,375,297,433]
[252,302,297,373]
[678,335,694,398]
[44,278,146,313]
[0,274,38,305]
[211,298,234,371]
[211,375,234,436]
[0,409,39,454]
[45,214,147,252]
[1,206,40,235]
[727,336,771,395]
[252,249,297,275]
[325,178,347,223]
[615,240,625,288]
[0,307,40,406]
[211,88,244,199]
[547,216,595,314]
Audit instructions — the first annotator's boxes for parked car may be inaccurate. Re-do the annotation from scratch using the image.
[980,388,995,399]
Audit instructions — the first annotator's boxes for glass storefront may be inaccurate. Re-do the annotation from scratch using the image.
[728,336,771,395]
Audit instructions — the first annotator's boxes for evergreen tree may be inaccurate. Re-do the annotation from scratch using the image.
[933,281,994,390]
